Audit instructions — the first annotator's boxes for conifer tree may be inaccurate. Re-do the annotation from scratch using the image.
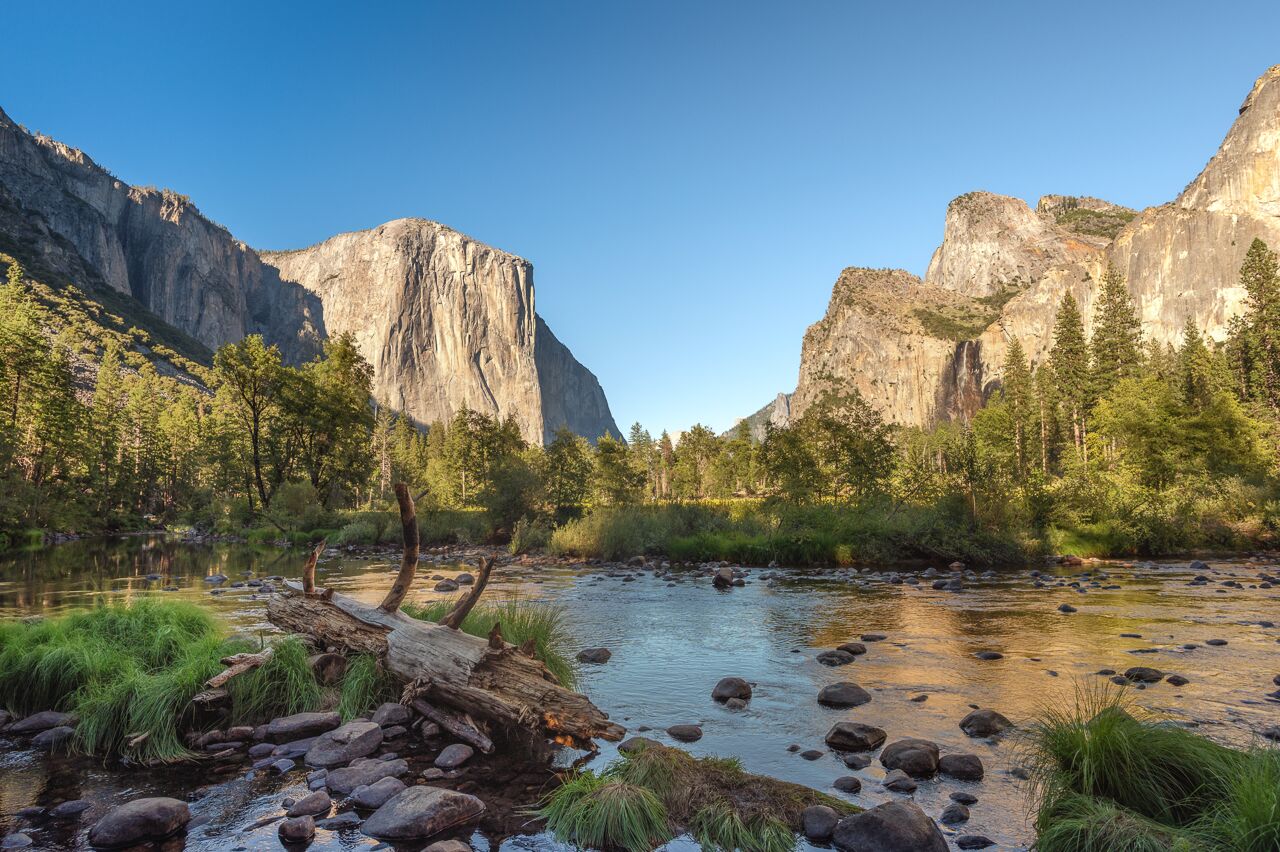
[1050,293,1091,460]
[1090,265,1142,398]
[1002,338,1034,476]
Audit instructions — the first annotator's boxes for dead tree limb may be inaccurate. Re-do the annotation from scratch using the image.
[439,556,494,629]
[205,648,274,689]
[301,539,327,596]
[379,483,418,613]
[411,698,495,753]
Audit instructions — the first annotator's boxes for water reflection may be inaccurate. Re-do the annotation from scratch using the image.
[2,538,1278,850]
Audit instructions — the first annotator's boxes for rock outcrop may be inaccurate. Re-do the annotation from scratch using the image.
[785,64,1280,428]
[0,106,618,443]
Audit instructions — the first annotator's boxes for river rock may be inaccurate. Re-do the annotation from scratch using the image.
[712,677,752,702]
[802,805,840,841]
[49,800,91,819]
[818,682,872,707]
[832,800,947,851]
[352,777,407,809]
[1058,603,1077,613]
[287,790,331,818]
[667,724,703,742]
[32,725,75,750]
[278,815,315,843]
[361,786,485,840]
[576,648,612,664]
[267,711,341,744]
[939,752,984,780]
[10,711,74,735]
[1124,666,1164,683]
[956,836,995,849]
[817,650,857,667]
[833,776,862,793]
[371,703,411,727]
[959,708,1012,737]
[434,744,474,768]
[880,738,940,778]
[305,721,383,768]
[837,642,867,655]
[1,835,32,849]
[425,841,472,852]
[883,769,917,792]
[327,758,409,794]
[825,722,887,752]
[940,802,970,824]
[317,812,363,829]
[713,566,734,587]
[1166,674,1190,686]
[87,797,190,848]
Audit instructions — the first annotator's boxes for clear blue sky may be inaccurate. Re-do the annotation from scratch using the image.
[4,2,1279,436]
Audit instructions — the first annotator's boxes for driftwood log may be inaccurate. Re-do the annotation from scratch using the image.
[267,482,624,749]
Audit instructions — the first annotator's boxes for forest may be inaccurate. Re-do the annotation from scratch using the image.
[2,240,1279,563]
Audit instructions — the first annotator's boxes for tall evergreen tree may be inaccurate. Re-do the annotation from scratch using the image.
[1090,265,1142,398]
[1050,293,1091,459]
[1232,238,1280,409]
[1002,338,1034,476]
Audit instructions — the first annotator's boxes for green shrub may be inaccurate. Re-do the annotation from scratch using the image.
[509,515,552,554]
[334,520,378,546]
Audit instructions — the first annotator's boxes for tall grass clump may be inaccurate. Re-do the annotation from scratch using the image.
[0,601,332,762]
[1028,686,1279,851]
[537,742,855,852]
[226,636,323,724]
[336,654,398,721]
[403,598,577,688]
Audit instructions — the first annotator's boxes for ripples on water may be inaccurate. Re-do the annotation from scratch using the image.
[1,536,1278,851]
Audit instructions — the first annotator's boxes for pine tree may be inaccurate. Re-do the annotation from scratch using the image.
[1002,339,1034,477]
[1090,265,1142,399]
[1178,317,1216,409]
[1050,293,1091,460]
[1235,238,1280,409]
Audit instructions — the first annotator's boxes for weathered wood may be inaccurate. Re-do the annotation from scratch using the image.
[301,539,327,596]
[487,622,504,649]
[205,648,274,688]
[410,698,495,754]
[440,556,494,629]
[268,583,624,747]
[379,483,418,612]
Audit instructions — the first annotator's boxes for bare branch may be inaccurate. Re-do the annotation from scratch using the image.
[439,556,494,630]
[301,538,327,596]
[379,483,419,613]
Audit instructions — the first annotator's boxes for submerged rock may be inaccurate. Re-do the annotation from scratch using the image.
[576,648,612,664]
[286,790,331,818]
[666,724,703,742]
[818,682,872,708]
[825,721,887,752]
[87,797,190,849]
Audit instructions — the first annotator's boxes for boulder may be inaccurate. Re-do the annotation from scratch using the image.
[32,725,75,750]
[832,800,948,851]
[266,711,342,744]
[818,682,872,708]
[87,797,190,849]
[371,703,412,727]
[880,738,940,778]
[833,776,862,793]
[959,708,1012,738]
[939,753,984,780]
[576,648,612,664]
[434,744,474,768]
[327,758,409,795]
[817,650,857,667]
[802,805,840,841]
[352,777,407,809]
[1124,666,1164,683]
[667,724,703,742]
[305,721,383,768]
[825,722,887,752]
[278,815,315,843]
[286,790,331,818]
[10,711,74,735]
[711,677,752,702]
[712,566,735,588]
[361,786,485,840]
[838,642,868,656]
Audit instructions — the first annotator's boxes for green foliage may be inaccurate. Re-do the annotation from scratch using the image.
[1029,689,1278,851]
[538,742,855,852]
[0,601,324,762]
[403,598,578,687]
[335,655,397,721]
[509,514,552,554]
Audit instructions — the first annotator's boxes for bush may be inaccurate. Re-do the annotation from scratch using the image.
[334,520,378,546]
[509,515,552,554]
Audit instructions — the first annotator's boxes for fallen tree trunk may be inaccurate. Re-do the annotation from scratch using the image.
[267,483,624,750]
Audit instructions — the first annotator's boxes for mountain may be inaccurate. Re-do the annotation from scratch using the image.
[782,64,1280,429]
[0,106,619,444]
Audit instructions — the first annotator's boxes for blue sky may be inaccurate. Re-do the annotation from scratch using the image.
[4,2,1279,436]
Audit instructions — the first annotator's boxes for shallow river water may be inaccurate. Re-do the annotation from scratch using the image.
[1,536,1278,851]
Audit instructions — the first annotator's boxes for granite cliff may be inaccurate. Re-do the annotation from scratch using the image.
[0,106,619,444]
[782,64,1280,429]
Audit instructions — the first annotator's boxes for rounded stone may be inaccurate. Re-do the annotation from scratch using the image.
[818,682,872,708]
[711,677,752,703]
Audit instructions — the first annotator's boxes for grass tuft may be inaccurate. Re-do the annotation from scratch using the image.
[226,636,323,725]
[336,654,398,721]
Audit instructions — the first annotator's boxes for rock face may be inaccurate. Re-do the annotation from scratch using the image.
[0,107,618,444]
[261,223,618,444]
[782,65,1280,428]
